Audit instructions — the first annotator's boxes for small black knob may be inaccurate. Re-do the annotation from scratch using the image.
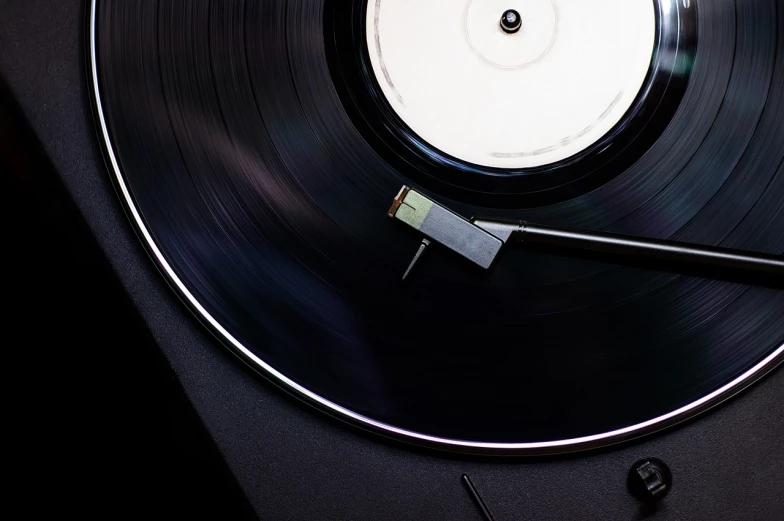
[500,9,522,34]
[627,458,672,503]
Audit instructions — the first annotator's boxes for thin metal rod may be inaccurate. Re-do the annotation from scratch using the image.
[461,474,496,521]
[514,222,784,282]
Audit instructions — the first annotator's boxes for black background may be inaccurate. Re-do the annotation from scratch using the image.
[2,1,783,519]
[2,75,256,519]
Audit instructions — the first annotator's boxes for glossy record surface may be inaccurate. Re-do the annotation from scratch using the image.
[91,0,784,451]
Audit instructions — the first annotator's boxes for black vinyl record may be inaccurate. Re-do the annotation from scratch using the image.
[89,0,784,453]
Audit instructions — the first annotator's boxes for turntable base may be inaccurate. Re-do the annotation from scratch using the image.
[1,1,783,519]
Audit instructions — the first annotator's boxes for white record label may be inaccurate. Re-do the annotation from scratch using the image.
[366,0,656,169]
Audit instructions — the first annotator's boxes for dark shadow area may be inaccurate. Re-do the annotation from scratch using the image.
[1,78,257,519]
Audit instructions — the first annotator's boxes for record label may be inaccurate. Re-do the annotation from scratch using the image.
[367,0,656,168]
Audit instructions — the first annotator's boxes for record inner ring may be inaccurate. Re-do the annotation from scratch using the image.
[366,0,656,169]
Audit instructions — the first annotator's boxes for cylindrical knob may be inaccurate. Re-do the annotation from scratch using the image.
[627,458,672,502]
[500,9,522,34]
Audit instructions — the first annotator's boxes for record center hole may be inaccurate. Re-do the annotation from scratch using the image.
[500,9,522,34]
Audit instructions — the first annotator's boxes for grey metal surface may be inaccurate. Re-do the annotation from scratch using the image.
[419,204,503,269]
[391,188,504,269]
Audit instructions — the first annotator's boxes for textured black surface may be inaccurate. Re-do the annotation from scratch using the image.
[92,0,783,447]
[2,0,784,519]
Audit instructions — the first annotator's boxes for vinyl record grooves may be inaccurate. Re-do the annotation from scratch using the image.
[90,0,784,453]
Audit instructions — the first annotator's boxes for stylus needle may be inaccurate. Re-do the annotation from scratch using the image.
[388,186,784,287]
[402,239,430,281]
